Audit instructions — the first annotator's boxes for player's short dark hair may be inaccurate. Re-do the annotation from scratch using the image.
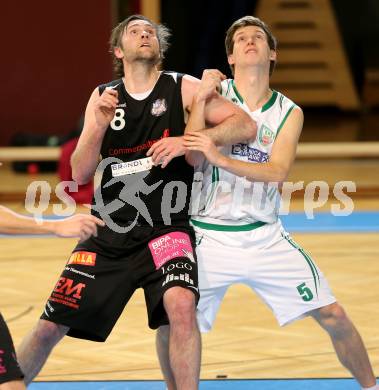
[225,16,277,76]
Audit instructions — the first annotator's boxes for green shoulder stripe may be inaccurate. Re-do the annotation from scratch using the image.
[276,104,295,138]
[231,80,244,104]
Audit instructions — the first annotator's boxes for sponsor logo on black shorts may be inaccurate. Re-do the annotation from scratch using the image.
[68,251,96,267]
[49,277,86,310]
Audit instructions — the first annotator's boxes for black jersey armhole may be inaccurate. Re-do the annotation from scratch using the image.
[98,79,122,96]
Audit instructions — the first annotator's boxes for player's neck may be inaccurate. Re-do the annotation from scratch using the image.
[233,68,271,112]
[122,64,161,94]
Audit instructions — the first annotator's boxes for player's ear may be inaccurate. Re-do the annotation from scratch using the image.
[269,49,277,62]
[114,47,124,59]
[228,54,235,67]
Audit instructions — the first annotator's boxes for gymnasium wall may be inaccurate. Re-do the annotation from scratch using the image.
[1,1,378,146]
[0,1,113,146]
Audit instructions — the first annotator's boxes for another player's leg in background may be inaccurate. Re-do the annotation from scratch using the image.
[17,320,68,385]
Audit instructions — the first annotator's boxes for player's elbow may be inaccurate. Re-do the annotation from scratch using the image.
[71,162,90,185]
[71,171,84,185]
[70,153,90,185]
[72,170,91,186]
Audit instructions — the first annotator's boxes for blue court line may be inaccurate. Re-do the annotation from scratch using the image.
[1,212,378,238]
[28,378,367,389]
[280,211,379,232]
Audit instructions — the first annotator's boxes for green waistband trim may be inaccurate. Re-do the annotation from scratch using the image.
[191,219,266,232]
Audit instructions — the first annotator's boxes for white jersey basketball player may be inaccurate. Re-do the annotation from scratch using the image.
[192,81,295,225]
[157,16,378,390]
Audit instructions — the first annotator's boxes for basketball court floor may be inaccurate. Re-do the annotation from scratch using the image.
[1,208,378,389]
[1,160,378,389]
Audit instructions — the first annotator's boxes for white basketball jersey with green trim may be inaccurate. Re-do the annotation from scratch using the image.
[193,79,297,225]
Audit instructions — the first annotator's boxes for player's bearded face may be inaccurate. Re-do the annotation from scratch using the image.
[122,21,160,65]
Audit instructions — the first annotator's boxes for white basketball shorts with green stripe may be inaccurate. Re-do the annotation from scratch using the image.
[191,218,336,332]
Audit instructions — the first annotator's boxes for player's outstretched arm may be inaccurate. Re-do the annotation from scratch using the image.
[48,214,105,241]
[0,206,105,241]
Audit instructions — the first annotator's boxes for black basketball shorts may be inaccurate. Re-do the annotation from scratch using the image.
[40,224,199,341]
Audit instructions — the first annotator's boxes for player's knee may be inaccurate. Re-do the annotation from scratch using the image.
[164,288,196,328]
[314,303,351,333]
[33,320,68,346]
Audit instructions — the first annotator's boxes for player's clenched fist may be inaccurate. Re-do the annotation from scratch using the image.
[195,69,226,102]
[94,87,119,129]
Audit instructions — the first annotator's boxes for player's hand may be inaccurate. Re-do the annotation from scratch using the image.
[184,132,226,167]
[195,69,226,102]
[52,214,105,242]
[146,137,186,168]
[94,87,119,129]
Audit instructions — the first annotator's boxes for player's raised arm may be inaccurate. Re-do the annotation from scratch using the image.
[71,87,118,185]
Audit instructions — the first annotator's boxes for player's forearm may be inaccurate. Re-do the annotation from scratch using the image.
[203,110,257,146]
[71,128,105,185]
[185,98,206,134]
[0,207,56,235]
[218,157,289,184]
[185,98,206,166]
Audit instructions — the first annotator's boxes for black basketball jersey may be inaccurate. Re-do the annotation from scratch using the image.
[92,71,194,226]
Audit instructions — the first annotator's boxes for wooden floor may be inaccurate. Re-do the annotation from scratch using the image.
[1,232,378,381]
[0,160,379,382]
